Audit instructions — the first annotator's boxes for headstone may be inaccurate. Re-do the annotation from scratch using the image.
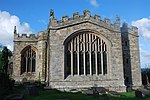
[135,89,142,98]
[4,94,24,100]
[22,78,27,82]
[27,85,39,96]
[82,90,93,95]
[108,91,120,96]
[95,87,108,94]
[141,89,150,96]
[103,94,109,100]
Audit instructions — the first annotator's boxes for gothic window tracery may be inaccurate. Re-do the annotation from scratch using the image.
[21,46,36,74]
[65,32,109,77]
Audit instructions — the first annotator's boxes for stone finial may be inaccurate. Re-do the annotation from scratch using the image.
[104,18,110,25]
[14,26,19,39]
[73,12,79,19]
[115,15,120,24]
[122,22,128,28]
[94,14,100,20]
[14,26,17,34]
[83,10,90,18]
[50,9,54,19]
[62,15,68,22]
[121,22,128,33]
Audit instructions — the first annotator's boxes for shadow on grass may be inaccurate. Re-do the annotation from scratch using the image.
[24,89,150,100]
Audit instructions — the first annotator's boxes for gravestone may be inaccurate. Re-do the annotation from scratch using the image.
[95,87,108,94]
[103,94,109,100]
[135,89,142,98]
[22,78,27,83]
[27,85,39,96]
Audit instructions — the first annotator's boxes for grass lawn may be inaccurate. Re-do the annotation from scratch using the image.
[24,89,150,100]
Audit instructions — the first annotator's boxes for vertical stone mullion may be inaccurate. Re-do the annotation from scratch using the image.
[77,36,80,75]
[31,50,32,72]
[26,57,28,73]
[107,45,110,78]
[106,44,108,75]
[98,38,100,51]
[86,34,89,51]
[106,51,108,74]
[95,39,98,75]
[89,34,92,75]
[83,34,86,75]
[71,41,73,76]
[104,43,106,51]
[101,40,103,75]
[103,43,107,75]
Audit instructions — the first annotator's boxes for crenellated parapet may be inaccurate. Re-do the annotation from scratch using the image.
[14,32,38,42]
[14,33,38,42]
[48,10,121,32]
[13,26,48,42]
[121,22,138,36]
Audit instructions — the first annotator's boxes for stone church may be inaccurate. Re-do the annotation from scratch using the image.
[12,10,142,92]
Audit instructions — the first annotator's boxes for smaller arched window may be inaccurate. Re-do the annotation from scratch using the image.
[21,46,36,74]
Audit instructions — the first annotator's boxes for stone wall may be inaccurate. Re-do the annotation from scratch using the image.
[48,10,125,92]
[121,23,142,87]
[12,10,142,92]
[12,31,48,82]
[37,30,48,82]
[128,27,142,87]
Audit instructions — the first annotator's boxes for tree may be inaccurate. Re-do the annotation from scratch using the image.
[0,46,12,74]
[141,67,150,86]
[0,46,13,99]
[0,51,2,72]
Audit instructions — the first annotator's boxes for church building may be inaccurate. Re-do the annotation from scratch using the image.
[12,10,142,92]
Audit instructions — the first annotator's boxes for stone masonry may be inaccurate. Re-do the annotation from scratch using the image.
[12,10,142,92]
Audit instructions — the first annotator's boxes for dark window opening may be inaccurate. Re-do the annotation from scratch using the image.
[66,51,71,76]
[103,51,107,74]
[79,51,84,75]
[97,52,101,74]
[73,52,77,75]
[85,52,90,74]
[21,46,36,74]
[91,51,96,74]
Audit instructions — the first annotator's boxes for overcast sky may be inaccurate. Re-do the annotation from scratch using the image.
[0,0,150,68]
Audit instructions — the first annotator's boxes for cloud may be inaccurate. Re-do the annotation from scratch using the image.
[0,11,34,51]
[132,18,150,68]
[140,47,150,68]
[140,48,150,60]
[132,18,150,39]
[90,0,99,7]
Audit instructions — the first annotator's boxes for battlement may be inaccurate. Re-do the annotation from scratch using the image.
[48,10,120,32]
[14,33,38,42]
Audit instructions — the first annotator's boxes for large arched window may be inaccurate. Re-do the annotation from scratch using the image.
[64,31,109,77]
[21,46,36,74]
